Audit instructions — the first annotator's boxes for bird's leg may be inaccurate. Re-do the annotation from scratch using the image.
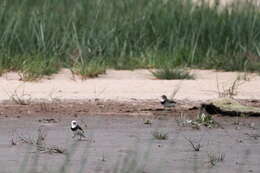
[72,133,76,139]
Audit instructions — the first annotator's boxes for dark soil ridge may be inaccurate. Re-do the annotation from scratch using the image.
[202,98,260,116]
[0,99,260,118]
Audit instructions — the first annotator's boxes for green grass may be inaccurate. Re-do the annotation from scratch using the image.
[71,59,106,79]
[0,0,260,78]
[152,67,194,80]
[19,55,61,81]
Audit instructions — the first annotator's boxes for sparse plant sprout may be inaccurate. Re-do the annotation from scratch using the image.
[196,113,216,128]
[237,72,250,81]
[10,130,17,146]
[102,152,106,162]
[36,126,47,146]
[216,75,246,98]
[225,78,244,98]
[151,68,194,80]
[233,116,240,125]
[10,137,16,146]
[191,122,201,130]
[176,112,203,129]
[176,112,190,127]
[39,102,50,112]
[240,113,249,118]
[152,130,168,140]
[183,136,201,152]
[144,119,152,125]
[208,152,225,167]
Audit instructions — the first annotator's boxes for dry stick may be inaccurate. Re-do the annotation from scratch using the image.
[15,127,66,154]
[216,74,221,97]
[94,84,107,99]
[17,133,34,145]
[170,82,182,100]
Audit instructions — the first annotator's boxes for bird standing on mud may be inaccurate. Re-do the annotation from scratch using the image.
[160,95,176,107]
[71,120,86,140]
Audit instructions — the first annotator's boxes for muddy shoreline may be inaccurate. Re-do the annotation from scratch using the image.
[0,99,260,173]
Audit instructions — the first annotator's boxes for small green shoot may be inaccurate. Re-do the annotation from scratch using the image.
[195,113,216,128]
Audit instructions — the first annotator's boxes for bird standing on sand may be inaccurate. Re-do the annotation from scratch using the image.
[71,120,86,140]
[160,95,176,107]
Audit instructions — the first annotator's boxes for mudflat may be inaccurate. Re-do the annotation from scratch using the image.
[0,100,259,173]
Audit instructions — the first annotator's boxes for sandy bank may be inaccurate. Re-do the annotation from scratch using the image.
[0,69,259,102]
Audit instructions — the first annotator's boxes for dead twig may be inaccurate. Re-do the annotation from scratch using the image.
[170,82,182,99]
[4,87,31,105]
[14,127,66,154]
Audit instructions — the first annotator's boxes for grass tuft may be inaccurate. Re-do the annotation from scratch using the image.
[152,130,168,140]
[195,113,216,128]
[71,59,106,79]
[152,67,194,80]
[208,152,225,167]
[19,55,61,81]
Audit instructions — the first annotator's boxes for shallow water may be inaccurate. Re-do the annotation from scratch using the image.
[0,115,259,173]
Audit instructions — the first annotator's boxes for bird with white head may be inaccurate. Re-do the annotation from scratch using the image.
[70,120,86,140]
[160,95,176,107]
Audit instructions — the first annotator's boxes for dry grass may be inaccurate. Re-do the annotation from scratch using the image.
[37,144,67,154]
[216,75,247,98]
[13,126,67,154]
[176,112,191,127]
[208,152,225,167]
[7,88,31,105]
[39,102,51,112]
